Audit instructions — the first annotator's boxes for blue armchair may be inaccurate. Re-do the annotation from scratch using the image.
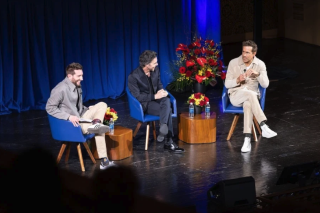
[48,114,96,172]
[126,87,177,150]
[222,85,266,141]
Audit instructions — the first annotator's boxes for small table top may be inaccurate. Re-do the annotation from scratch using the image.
[180,112,216,120]
[105,125,132,136]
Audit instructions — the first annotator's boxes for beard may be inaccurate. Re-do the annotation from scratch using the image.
[71,79,81,87]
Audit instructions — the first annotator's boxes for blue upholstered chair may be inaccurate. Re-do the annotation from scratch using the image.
[222,84,266,141]
[48,114,96,172]
[126,87,177,150]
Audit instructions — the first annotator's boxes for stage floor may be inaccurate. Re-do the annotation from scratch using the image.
[1,38,320,212]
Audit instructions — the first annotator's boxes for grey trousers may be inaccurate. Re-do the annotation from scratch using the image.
[146,97,173,137]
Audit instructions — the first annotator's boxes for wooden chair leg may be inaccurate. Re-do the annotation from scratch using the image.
[227,114,240,141]
[77,143,85,172]
[83,142,96,164]
[252,125,257,142]
[253,116,261,135]
[65,143,71,164]
[152,121,157,140]
[145,122,150,151]
[133,121,142,137]
[57,142,67,164]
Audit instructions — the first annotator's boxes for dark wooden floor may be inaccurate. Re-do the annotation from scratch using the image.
[1,38,320,212]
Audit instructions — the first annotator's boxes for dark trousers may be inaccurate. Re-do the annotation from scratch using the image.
[146,97,173,137]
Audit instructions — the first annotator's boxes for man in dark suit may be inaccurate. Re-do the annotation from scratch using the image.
[128,50,184,153]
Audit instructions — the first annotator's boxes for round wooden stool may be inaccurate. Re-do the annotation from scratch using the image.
[91,125,133,160]
[178,112,216,144]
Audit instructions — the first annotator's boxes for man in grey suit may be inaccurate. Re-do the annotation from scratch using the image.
[46,62,112,169]
[128,50,184,153]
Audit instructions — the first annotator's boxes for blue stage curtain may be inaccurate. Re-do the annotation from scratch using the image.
[0,0,220,115]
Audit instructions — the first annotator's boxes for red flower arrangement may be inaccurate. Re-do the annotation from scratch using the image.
[168,37,226,92]
[187,92,209,107]
[103,107,118,125]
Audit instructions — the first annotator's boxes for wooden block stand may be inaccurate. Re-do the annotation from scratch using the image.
[178,112,216,144]
[91,125,133,161]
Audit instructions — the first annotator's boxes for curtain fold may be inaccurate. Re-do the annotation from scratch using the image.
[0,0,220,115]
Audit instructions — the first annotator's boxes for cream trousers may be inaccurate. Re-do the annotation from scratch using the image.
[230,88,267,134]
[80,102,108,158]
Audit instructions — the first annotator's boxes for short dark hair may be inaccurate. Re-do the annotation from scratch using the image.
[242,40,258,53]
[66,62,83,75]
[139,50,157,67]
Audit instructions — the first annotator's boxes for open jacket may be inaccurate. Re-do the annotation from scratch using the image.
[128,66,163,111]
[225,55,269,97]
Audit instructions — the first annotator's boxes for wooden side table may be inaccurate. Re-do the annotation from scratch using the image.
[178,112,216,144]
[91,125,133,161]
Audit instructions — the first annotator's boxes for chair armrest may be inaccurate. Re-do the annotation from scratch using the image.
[167,92,177,117]
[259,85,266,111]
[221,86,229,113]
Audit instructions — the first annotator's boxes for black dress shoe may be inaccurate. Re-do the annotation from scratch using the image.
[164,140,184,153]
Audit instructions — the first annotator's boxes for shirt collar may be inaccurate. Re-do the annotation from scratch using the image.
[63,77,77,92]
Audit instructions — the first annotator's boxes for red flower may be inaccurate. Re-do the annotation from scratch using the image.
[193,66,198,72]
[186,71,192,77]
[218,66,222,71]
[206,50,214,56]
[194,49,201,55]
[208,59,218,66]
[195,74,206,83]
[199,100,206,106]
[220,72,226,80]
[192,40,201,47]
[204,97,209,103]
[176,43,188,52]
[205,71,211,77]
[200,47,206,54]
[194,93,201,99]
[186,60,195,67]
[110,108,117,113]
[205,39,215,47]
[211,73,215,78]
[179,67,186,74]
[188,44,194,49]
[189,99,195,104]
[104,114,112,121]
[197,58,207,67]
[190,56,197,61]
[219,60,223,67]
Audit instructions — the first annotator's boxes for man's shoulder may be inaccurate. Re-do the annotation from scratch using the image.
[129,67,142,78]
[229,55,242,65]
[51,79,69,92]
[253,57,266,68]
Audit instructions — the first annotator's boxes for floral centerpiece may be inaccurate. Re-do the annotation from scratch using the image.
[187,92,209,107]
[103,107,118,125]
[167,37,226,92]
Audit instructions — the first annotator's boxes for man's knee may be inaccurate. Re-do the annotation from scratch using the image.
[247,92,258,101]
[96,102,108,110]
[161,97,170,106]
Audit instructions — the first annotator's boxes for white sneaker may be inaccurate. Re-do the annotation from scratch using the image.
[241,137,251,153]
[261,124,277,138]
[88,123,110,135]
[100,158,115,170]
